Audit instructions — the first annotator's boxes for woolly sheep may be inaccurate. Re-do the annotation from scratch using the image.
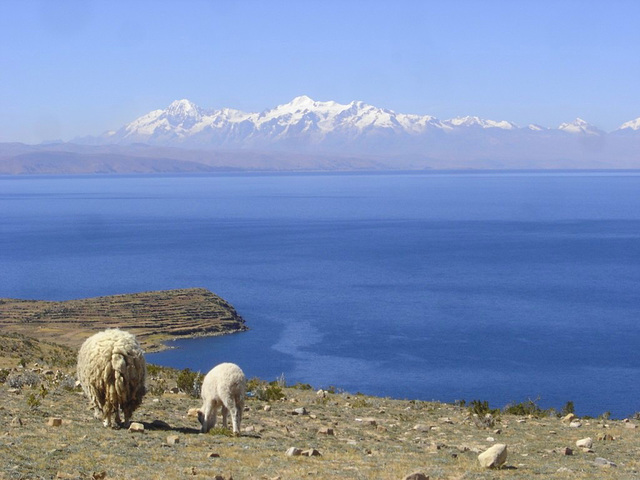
[197,362,246,435]
[77,329,146,427]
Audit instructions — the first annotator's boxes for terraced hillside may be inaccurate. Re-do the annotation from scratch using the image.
[0,288,248,352]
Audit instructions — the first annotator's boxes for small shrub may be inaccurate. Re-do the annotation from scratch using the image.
[176,368,203,397]
[291,382,313,390]
[149,378,168,397]
[561,401,575,416]
[0,369,9,384]
[58,375,78,392]
[246,377,263,393]
[206,426,234,437]
[7,371,40,389]
[39,384,48,400]
[350,397,370,408]
[147,364,164,377]
[248,378,285,402]
[503,398,550,418]
[26,393,40,409]
[469,400,499,417]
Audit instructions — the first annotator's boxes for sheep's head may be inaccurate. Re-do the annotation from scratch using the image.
[197,410,204,428]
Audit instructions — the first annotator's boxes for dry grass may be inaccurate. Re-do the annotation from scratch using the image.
[1,341,638,480]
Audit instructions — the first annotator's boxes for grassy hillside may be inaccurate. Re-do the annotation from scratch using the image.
[0,335,638,479]
[0,291,638,479]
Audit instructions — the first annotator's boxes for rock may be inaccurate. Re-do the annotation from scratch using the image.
[317,427,334,435]
[568,420,582,428]
[562,447,573,456]
[187,408,199,417]
[207,452,220,458]
[562,413,577,423]
[439,417,454,424]
[128,422,145,433]
[285,447,302,456]
[292,407,308,416]
[47,418,62,427]
[10,417,23,427]
[355,417,377,426]
[594,457,617,467]
[403,472,429,480]
[44,370,54,375]
[92,472,107,480]
[301,448,321,457]
[575,437,593,449]
[316,389,326,398]
[486,436,495,442]
[167,435,180,445]
[557,467,573,473]
[169,387,180,394]
[478,443,507,468]
[263,405,272,411]
[597,433,614,441]
[493,429,502,434]
[624,422,637,429]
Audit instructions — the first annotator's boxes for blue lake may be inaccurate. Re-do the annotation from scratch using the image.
[1,171,639,417]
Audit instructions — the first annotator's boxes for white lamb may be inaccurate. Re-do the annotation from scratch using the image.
[197,362,246,435]
[77,329,146,428]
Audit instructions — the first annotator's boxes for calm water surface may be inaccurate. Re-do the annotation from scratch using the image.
[1,171,639,417]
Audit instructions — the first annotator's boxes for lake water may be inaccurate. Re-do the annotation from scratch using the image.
[1,171,639,418]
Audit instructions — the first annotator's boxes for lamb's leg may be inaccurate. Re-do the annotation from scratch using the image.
[233,397,244,434]
[221,405,229,430]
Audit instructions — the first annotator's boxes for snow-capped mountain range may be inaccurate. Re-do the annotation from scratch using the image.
[88,96,640,154]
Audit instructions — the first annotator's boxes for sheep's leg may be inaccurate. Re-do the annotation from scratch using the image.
[221,405,229,430]
[233,397,244,434]
[200,403,218,433]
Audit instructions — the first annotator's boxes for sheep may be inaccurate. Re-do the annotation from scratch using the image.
[77,329,146,428]
[197,362,246,435]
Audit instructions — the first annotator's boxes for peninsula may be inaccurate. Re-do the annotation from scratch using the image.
[0,288,248,352]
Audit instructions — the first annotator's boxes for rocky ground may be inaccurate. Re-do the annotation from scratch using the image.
[0,334,638,479]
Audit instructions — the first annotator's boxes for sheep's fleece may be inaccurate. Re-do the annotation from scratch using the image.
[77,328,146,427]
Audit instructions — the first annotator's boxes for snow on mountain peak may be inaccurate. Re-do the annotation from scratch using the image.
[617,117,640,131]
[102,96,638,151]
[166,99,201,118]
[558,118,601,135]
[444,116,517,130]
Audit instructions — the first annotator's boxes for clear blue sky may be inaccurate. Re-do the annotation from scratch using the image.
[2,0,639,143]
